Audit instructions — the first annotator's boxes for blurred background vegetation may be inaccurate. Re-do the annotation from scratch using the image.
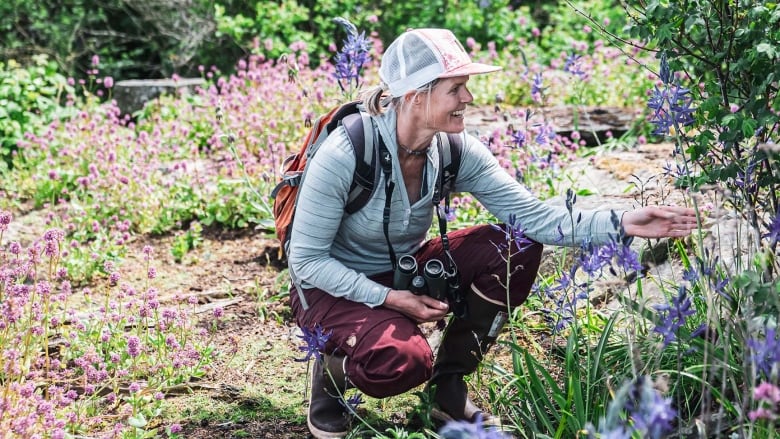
[0,0,631,169]
[0,0,629,80]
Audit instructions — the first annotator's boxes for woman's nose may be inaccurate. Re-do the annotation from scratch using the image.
[461,87,473,103]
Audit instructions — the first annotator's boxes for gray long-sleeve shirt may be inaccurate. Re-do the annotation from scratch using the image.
[287,108,623,308]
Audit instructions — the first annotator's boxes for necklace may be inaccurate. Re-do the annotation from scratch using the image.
[398,144,429,156]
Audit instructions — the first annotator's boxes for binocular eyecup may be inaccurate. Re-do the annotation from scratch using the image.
[392,255,456,303]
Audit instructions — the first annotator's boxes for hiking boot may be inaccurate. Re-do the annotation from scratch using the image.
[427,289,507,427]
[308,354,350,439]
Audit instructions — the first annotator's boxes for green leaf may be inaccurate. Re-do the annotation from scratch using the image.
[756,43,776,58]
[741,118,758,137]
[128,413,148,428]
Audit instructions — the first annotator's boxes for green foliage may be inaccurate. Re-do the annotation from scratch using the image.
[0,0,633,89]
[627,0,780,228]
[215,0,315,62]
[170,221,203,263]
[491,314,619,437]
[0,55,73,170]
[539,0,631,61]
[0,0,225,80]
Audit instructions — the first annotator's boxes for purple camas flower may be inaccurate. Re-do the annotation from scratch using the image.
[342,392,364,413]
[653,286,696,348]
[540,265,591,334]
[510,128,526,149]
[296,324,331,362]
[748,326,780,379]
[332,18,372,90]
[531,72,544,102]
[534,123,555,146]
[438,413,511,438]
[763,207,780,245]
[563,53,586,78]
[589,376,676,439]
[624,376,677,439]
[490,214,532,254]
[647,53,696,136]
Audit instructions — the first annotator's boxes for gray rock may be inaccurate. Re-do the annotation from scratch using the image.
[113,78,206,115]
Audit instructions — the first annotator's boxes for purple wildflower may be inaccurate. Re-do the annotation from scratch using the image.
[444,205,457,222]
[653,286,696,348]
[605,239,644,273]
[296,324,332,362]
[589,376,676,439]
[624,376,677,439]
[127,335,141,358]
[658,53,672,84]
[647,54,696,136]
[534,123,555,146]
[763,208,780,245]
[563,53,586,77]
[0,211,11,232]
[748,327,780,379]
[332,18,372,90]
[342,392,364,413]
[682,267,699,283]
[565,188,577,213]
[554,224,564,243]
[539,265,591,334]
[490,214,532,253]
[510,128,526,149]
[754,381,780,403]
[438,413,511,438]
[531,72,544,102]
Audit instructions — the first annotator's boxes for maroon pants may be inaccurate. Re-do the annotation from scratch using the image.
[289,224,543,398]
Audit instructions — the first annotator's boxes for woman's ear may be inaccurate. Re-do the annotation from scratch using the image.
[403,91,421,106]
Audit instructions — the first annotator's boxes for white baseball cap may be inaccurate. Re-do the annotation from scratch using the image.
[379,28,502,97]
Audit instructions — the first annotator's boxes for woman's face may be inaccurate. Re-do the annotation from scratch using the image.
[423,75,473,133]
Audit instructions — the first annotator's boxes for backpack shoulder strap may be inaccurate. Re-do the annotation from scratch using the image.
[342,110,380,214]
[433,132,463,204]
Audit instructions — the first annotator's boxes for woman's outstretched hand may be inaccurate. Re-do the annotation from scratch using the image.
[383,289,449,323]
[621,205,699,239]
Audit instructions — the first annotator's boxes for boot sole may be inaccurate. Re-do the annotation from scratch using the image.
[306,416,348,439]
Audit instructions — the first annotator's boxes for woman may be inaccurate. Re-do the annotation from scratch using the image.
[287,28,698,438]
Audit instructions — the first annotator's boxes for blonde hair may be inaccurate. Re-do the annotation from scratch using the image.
[360,80,440,117]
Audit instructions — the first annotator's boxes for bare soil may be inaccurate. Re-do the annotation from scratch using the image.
[4,113,696,438]
[118,227,314,438]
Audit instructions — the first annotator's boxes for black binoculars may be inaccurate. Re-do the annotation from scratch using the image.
[392,255,451,302]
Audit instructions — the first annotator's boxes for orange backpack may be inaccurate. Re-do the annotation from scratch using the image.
[271,101,462,258]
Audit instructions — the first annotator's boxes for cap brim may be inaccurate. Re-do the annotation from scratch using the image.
[438,62,502,78]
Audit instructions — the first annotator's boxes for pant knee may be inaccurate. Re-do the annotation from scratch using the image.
[348,333,432,398]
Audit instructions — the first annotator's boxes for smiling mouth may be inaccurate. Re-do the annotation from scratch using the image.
[451,109,465,118]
